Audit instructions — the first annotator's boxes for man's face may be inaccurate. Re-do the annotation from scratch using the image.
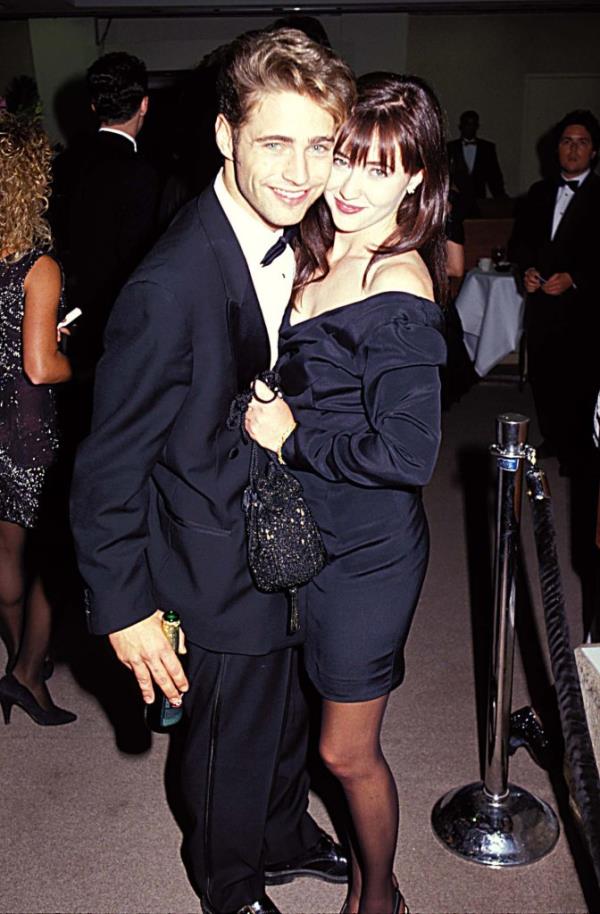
[558,124,596,177]
[460,116,479,141]
[216,90,336,230]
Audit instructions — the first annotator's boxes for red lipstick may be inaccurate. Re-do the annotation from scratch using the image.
[334,197,365,215]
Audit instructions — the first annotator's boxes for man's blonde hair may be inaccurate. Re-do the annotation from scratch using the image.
[217,28,355,132]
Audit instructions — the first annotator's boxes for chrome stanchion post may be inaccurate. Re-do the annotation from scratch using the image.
[485,413,529,800]
[431,414,559,866]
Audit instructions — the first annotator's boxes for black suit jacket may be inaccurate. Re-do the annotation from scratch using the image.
[70,187,296,654]
[447,137,506,203]
[509,171,600,329]
[67,131,160,369]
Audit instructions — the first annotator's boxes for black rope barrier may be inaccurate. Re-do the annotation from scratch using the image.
[526,461,600,887]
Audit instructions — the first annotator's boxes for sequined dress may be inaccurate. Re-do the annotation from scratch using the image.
[0,249,60,528]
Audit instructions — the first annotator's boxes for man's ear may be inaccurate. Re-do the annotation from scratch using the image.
[140,96,149,117]
[215,113,234,161]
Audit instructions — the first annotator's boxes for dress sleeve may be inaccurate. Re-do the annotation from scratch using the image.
[70,279,193,635]
[282,316,446,488]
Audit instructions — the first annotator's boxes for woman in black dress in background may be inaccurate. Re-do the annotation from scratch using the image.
[245,74,448,914]
[0,114,75,725]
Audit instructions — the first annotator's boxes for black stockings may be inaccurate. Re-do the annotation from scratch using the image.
[320,695,398,914]
[0,519,53,708]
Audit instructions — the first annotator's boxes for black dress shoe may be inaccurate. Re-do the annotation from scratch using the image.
[201,894,282,914]
[265,831,348,885]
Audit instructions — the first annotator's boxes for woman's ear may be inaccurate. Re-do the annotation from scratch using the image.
[406,170,424,195]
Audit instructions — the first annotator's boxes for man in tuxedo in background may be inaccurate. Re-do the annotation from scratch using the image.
[447,110,506,216]
[71,29,355,914]
[509,109,600,469]
[67,52,159,381]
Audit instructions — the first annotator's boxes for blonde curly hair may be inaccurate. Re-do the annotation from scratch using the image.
[0,113,52,262]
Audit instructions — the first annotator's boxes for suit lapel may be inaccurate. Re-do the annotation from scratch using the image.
[539,181,557,242]
[196,188,270,390]
[551,172,594,247]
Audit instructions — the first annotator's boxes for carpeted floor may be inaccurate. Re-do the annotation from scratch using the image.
[1,379,597,914]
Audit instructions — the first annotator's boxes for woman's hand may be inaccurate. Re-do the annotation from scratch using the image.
[244,379,296,452]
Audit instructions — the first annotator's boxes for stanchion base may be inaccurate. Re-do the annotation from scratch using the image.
[431,781,559,867]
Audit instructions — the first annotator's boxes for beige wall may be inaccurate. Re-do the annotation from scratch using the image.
[29,18,97,145]
[101,13,408,76]
[17,12,407,146]
[407,12,600,196]
[0,21,35,97]
[7,9,600,170]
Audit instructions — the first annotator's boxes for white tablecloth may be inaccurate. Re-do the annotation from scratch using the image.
[455,268,525,377]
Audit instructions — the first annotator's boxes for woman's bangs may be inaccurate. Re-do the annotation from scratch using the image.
[336,112,398,172]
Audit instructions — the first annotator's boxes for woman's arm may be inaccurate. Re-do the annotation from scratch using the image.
[247,319,446,488]
[446,239,464,279]
[22,254,71,385]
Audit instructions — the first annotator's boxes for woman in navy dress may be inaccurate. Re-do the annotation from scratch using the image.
[245,74,448,914]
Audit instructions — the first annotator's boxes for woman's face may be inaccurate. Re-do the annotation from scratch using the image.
[325,134,423,238]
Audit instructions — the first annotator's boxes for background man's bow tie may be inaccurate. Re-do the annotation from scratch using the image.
[261,226,297,267]
[558,177,580,191]
[462,139,477,146]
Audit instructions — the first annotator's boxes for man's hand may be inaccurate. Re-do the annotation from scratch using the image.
[524,267,544,293]
[541,272,573,296]
[108,610,189,705]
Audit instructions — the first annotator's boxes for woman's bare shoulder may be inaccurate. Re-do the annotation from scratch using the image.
[24,253,61,291]
[367,253,434,302]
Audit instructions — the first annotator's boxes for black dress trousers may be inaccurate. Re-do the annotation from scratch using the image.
[181,642,321,912]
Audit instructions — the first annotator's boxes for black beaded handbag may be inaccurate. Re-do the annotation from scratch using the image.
[228,371,327,634]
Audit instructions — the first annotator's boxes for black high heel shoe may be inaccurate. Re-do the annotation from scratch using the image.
[392,886,409,914]
[0,674,76,726]
[339,885,409,914]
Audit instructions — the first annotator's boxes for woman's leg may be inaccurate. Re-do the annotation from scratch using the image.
[0,520,55,707]
[320,695,402,914]
[0,520,26,669]
[12,571,53,708]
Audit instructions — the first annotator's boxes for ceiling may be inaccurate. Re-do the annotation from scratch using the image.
[2,0,600,17]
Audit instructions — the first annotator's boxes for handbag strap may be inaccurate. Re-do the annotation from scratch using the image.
[249,441,260,487]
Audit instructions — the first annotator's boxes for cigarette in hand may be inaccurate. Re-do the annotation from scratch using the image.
[57,307,82,329]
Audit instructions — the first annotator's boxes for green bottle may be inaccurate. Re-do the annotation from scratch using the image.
[144,610,184,732]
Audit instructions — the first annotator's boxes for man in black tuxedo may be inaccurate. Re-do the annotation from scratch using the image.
[71,29,355,914]
[447,110,506,216]
[67,52,159,378]
[509,109,600,467]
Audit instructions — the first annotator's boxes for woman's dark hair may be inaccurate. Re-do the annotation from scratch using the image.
[87,52,148,125]
[295,72,449,304]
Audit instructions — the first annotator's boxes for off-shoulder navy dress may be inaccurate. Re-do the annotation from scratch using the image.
[278,292,446,702]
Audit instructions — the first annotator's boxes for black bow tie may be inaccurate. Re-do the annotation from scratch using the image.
[260,226,297,267]
[558,177,580,191]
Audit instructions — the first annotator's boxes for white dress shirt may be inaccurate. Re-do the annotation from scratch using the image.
[214,169,295,368]
[462,140,477,174]
[99,126,138,152]
[551,168,589,240]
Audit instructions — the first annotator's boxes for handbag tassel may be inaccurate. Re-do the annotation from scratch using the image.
[288,587,300,635]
